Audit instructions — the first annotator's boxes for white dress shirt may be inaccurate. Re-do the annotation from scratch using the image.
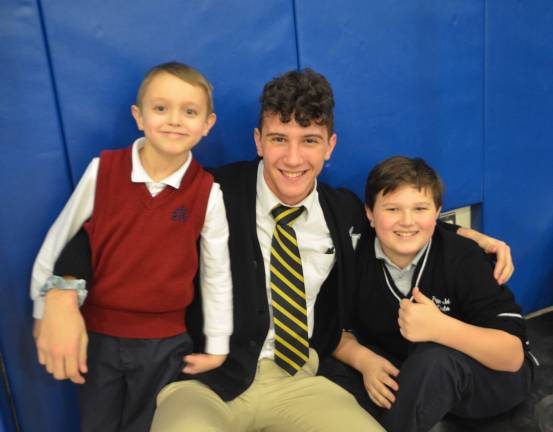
[30,138,233,354]
[255,161,336,360]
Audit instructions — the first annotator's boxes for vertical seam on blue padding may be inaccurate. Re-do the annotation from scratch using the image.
[292,0,302,70]
[481,0,487,230]
[36,0,75,189]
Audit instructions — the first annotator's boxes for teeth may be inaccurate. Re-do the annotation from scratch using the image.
[282,170,304,178]
[395,232,417,237]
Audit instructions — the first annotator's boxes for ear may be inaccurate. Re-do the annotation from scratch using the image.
[435,206,442,220]
[365,205,375,227]
[324,133,337,161]
[202,113,217,136]
[131,105,144,131]
[254,128,263,157]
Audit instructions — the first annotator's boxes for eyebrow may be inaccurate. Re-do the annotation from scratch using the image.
[265,132,286,138]
[381,201,433,206]
[149,97,201,106]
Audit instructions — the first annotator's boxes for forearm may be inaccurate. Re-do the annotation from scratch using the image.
[333,331,376,372]
[456,227,481,243]
[30,159,98,317]
[434,315,524,372]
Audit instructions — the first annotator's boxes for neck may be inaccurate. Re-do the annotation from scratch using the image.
[140,146,189,182]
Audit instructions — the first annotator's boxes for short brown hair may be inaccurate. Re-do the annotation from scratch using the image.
[364,156,444,209]
[259,68,334,135]
[135,62,214,114]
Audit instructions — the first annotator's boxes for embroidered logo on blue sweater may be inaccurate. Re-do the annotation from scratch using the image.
[171,207,188,222]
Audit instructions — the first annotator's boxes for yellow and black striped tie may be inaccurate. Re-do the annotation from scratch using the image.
[270,204,309,375]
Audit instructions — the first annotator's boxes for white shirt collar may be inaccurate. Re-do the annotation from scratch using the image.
[130,137,192,189]
[256,160,317,219]
[374,237,429,271]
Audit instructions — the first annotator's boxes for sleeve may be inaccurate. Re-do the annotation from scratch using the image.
[30,158,98,318]
[198,182,233,355]
[455,251,526,344]
[53,227,93,283]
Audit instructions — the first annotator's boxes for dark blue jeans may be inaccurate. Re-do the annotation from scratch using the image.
[79,331,193,432]
[319,342,534,432]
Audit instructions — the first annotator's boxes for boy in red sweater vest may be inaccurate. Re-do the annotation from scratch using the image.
[31,62,233,432]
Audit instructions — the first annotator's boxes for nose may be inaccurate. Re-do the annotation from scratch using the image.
[284,142,302,165]
[168,109,182,126]
[400,210,413,225]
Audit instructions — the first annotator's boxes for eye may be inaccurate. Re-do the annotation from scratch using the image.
[185,108,198,116]
[153,105,166,113]
[386,207,399,212]
[271,136,286,144]
[304,137,319,145]
[415,206,430,212]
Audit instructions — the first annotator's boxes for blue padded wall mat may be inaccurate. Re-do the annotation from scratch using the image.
[40,0,298,183]
[484,0,553,312]
[0,1,79,431]
[2,0,553,430]
[294,0,484,211]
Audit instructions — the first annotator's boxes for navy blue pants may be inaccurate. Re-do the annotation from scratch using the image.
[319,342,534,432]
[79,331,193,432]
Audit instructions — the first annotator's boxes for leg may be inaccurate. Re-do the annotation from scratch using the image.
[151,380,240,432]
[255,350,384,432]
[119,332,193,432]
[79,332,125,432]
[318,355,381,418]
[380,343,532,432]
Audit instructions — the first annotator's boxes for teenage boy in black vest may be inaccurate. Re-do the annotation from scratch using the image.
[321,156,534,432]
[36,70,514,431]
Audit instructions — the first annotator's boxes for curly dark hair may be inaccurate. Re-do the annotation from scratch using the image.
[259,68,334,134]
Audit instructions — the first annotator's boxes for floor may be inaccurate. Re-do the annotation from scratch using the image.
[431,310,553,432]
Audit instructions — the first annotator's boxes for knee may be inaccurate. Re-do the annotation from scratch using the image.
[402,343,471,386]
[151,381,232,432]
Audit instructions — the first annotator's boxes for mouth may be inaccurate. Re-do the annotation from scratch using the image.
[279,169,308,179]
[161,131,187,138]
[394,231,418,238]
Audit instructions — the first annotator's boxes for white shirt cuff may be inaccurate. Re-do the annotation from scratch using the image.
[33,298,46,320]
[204,335,230,355]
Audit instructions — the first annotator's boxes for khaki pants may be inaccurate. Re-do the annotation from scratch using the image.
[151,349,384,432]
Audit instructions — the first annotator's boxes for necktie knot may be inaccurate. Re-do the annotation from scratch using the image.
[271,205,305,227]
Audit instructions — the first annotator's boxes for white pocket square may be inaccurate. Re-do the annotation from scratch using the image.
[349,226,361,250]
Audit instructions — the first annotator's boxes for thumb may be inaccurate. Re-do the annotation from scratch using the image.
[412,287,432,305]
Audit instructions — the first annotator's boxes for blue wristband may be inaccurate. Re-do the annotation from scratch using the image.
[39,275,88,306]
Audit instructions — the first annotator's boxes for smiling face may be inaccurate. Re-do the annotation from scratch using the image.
[131,71,216,166]
[366,184,441,269]
[254,113,336,205]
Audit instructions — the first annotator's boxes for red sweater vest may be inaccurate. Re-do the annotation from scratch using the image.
[82,148,213,338]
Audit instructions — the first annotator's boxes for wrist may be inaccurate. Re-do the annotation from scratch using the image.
[44,289,80,310]
[39,275,87,306]
[354,345,377,372]
[433,313,455,345]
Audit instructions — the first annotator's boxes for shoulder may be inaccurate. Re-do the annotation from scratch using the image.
[209,159,258,186]
[98,147,131,165]
[318,182,363,211]
[436,224,493,270]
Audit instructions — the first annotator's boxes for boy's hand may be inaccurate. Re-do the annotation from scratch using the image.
[360,352,399,409]
[398,288,443,342]
[482,238,513,285]
[35,290,88,384]
[182,353,227,374]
